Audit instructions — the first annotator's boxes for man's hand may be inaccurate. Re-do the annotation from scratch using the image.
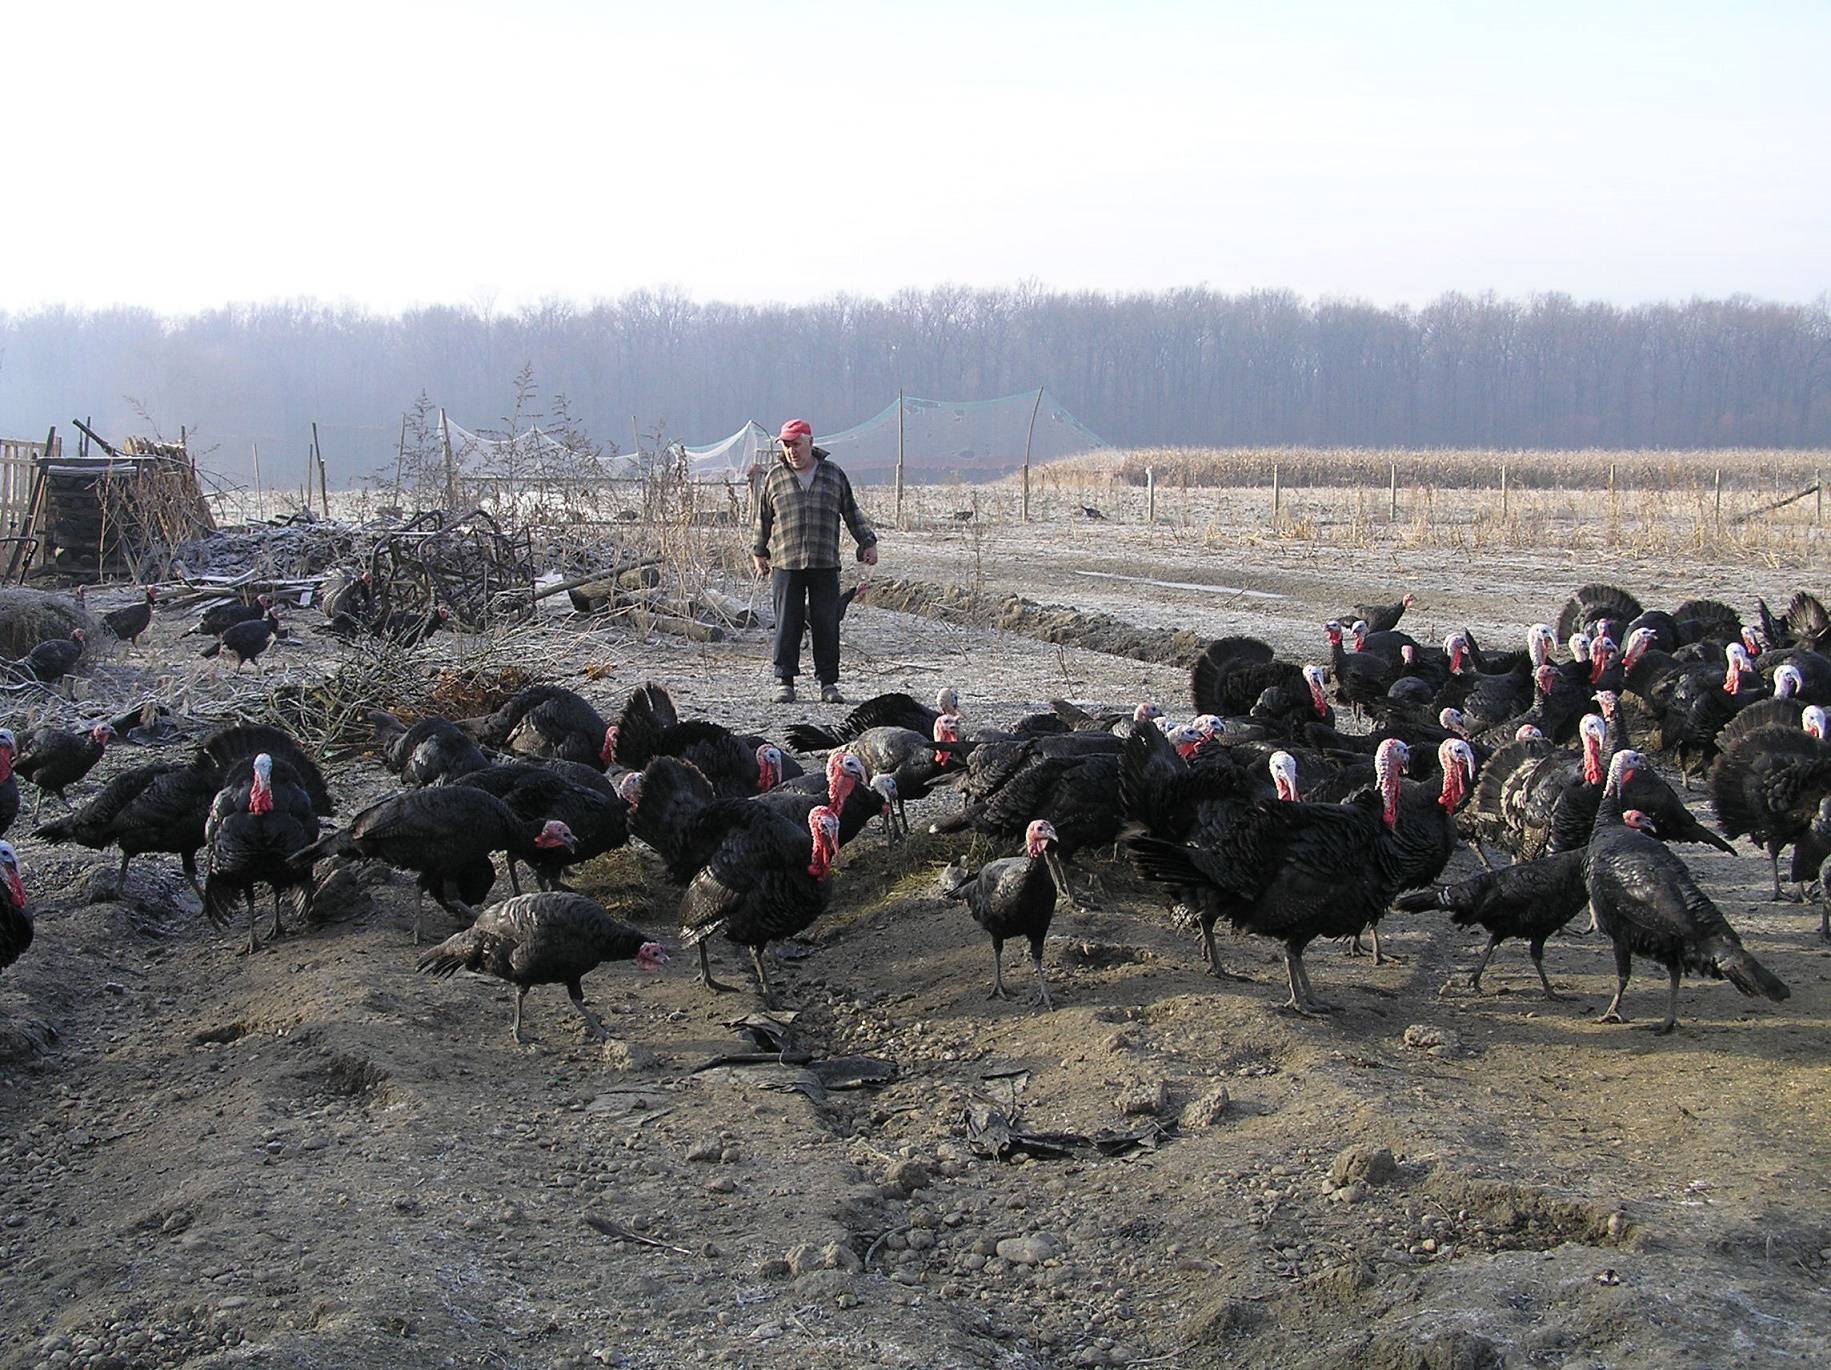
[752,554,771,578]
[860,545,879,568]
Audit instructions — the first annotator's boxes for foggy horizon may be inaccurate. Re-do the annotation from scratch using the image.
[5,281,1829,328]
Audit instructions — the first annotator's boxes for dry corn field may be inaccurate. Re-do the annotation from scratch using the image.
[860,447,1831,564]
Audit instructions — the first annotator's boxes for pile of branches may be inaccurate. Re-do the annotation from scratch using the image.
[172,516,368,582]
[268,618,553,753]
[172,506,540,629]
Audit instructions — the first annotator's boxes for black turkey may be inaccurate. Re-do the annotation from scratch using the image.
[1708,705,1831,900]
[937,819,1063,1008]
[1585,751,1789,1035]
[1393,850,1588,999]
[1129,751,1403,1015]
[202,753,322,952]
[0,843,28,977]
[785,687,961,753]
[292,788,576,942]
[677,801,840,1005]
[13,721,115,814]
[418,892,666,1043]
[102,587,157,650]
[464,685,616,770]
[367,709,490,787]
[202,610,282,672]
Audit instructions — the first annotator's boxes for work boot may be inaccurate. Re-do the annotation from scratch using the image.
[773,681,796,704]
[821,684,845,704]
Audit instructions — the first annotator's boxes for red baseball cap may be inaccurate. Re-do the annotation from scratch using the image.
[778,419,813,442]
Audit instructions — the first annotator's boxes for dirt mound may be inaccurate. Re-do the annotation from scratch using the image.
[862,576,1205,668]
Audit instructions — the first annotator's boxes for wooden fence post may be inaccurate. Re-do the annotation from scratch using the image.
[440,408,457,510]
[311,421,329,517]
[1389,463,1398,520]
[1500,462,1508,521]
[1021,387,1043,524]
[393,413,408,507]
[1146,466,1155,524]
[1714,468,1723,534]
[895,389,906,531]
[1272,463,1281,523]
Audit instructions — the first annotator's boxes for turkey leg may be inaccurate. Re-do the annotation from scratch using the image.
[1467,934,1501,991]
[1293,954,1336,1012]
[988,939,1009,1000]
[180,850,205,901]
[1597,942,1633,1023]
[696,943,737,995]
[1279,950,1329,1016]
[1028,941,1053,1010]
[1648,965,1681,1035]
[748,946,777,1008]
[567,980,611,1040]
[1527,938,1566,1001]
[1198,918,1254,982]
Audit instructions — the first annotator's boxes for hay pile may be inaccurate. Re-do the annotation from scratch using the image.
[0,588,97,658]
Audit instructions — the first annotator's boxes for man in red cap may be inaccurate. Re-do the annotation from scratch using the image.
[752,419,878,703]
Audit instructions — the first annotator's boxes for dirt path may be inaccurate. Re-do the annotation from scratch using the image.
[2,549,1830,1369]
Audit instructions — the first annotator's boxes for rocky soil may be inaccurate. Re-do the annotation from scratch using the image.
[1,523,1828,1369]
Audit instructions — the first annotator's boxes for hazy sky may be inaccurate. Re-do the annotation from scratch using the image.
[7,0,1826,315]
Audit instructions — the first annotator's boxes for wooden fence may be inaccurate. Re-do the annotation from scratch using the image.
[0,435,57,575]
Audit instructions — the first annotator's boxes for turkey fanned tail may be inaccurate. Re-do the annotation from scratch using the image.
[1557,584,1642,641]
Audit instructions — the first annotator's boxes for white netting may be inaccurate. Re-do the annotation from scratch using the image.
[682,420,773,479]
[678,390,1108,482]
[444,418,637,478]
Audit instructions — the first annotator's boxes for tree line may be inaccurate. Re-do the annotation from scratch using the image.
[1,286,1826,486]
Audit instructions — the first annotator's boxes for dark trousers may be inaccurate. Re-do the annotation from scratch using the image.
[772,567,841,685]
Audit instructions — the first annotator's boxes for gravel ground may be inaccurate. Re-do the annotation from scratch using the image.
[1,530,1828,1370]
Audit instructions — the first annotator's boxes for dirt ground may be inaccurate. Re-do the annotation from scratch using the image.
[2,519,1830,1370]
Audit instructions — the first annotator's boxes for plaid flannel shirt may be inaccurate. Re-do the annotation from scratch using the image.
[752,448,878,570]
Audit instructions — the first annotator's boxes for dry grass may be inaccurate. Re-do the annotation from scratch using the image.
[1048,444,1831,492]
[865,446,1831,564]
[198,443,1831,577]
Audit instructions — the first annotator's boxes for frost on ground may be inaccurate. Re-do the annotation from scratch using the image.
[1,522,1828,1369]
